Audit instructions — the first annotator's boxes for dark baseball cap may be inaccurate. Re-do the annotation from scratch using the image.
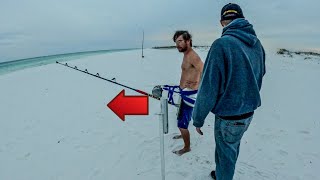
[221,3,244,21]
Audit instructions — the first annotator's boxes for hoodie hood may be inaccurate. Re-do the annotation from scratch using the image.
[222,18,258,46]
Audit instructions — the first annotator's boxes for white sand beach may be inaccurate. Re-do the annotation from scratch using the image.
[0,48,319,180]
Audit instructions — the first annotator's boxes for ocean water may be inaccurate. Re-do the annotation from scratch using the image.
[0,49,135,76]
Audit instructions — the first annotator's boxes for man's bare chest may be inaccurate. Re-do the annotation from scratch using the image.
[181,59,194,70]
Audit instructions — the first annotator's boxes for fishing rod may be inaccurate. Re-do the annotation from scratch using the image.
[56,61,177,106]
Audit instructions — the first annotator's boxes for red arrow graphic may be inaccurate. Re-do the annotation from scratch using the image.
[107,89,149,121]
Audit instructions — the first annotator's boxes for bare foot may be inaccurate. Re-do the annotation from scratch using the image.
[172,148,191,156]
[172,135,182,139]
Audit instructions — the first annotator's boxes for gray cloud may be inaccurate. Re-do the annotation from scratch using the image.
[0,0,319,62]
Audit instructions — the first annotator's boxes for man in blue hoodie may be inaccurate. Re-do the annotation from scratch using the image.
[192,3,266,180]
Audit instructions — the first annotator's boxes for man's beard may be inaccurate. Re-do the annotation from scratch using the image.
[178,46,187,52]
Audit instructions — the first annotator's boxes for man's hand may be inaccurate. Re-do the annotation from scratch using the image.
[196,127,203,135]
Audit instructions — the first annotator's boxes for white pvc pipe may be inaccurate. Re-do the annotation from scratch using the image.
[159,97,168,180]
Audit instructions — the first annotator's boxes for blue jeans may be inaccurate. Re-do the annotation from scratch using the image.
[214,115,253,180]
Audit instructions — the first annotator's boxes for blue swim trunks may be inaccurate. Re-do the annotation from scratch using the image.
[177,100,193,129]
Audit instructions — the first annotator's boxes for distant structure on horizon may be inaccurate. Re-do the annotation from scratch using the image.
[142,30,145,58]
[152,45,211,49]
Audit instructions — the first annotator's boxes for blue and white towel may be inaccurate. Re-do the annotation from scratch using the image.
[180,88,198,107]
[162,85,198,107]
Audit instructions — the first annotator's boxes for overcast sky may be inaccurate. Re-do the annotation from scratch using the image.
[1,0,319,62]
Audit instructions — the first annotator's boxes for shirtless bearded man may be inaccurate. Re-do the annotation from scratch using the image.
[172,30,203,155]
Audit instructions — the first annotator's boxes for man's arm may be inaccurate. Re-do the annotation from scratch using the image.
[191,54,204,75]
[192,40,225,128]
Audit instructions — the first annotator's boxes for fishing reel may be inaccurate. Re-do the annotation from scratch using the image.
[152,85,163,99]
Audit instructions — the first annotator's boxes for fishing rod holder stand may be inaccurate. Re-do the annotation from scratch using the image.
[155,97,168,180]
